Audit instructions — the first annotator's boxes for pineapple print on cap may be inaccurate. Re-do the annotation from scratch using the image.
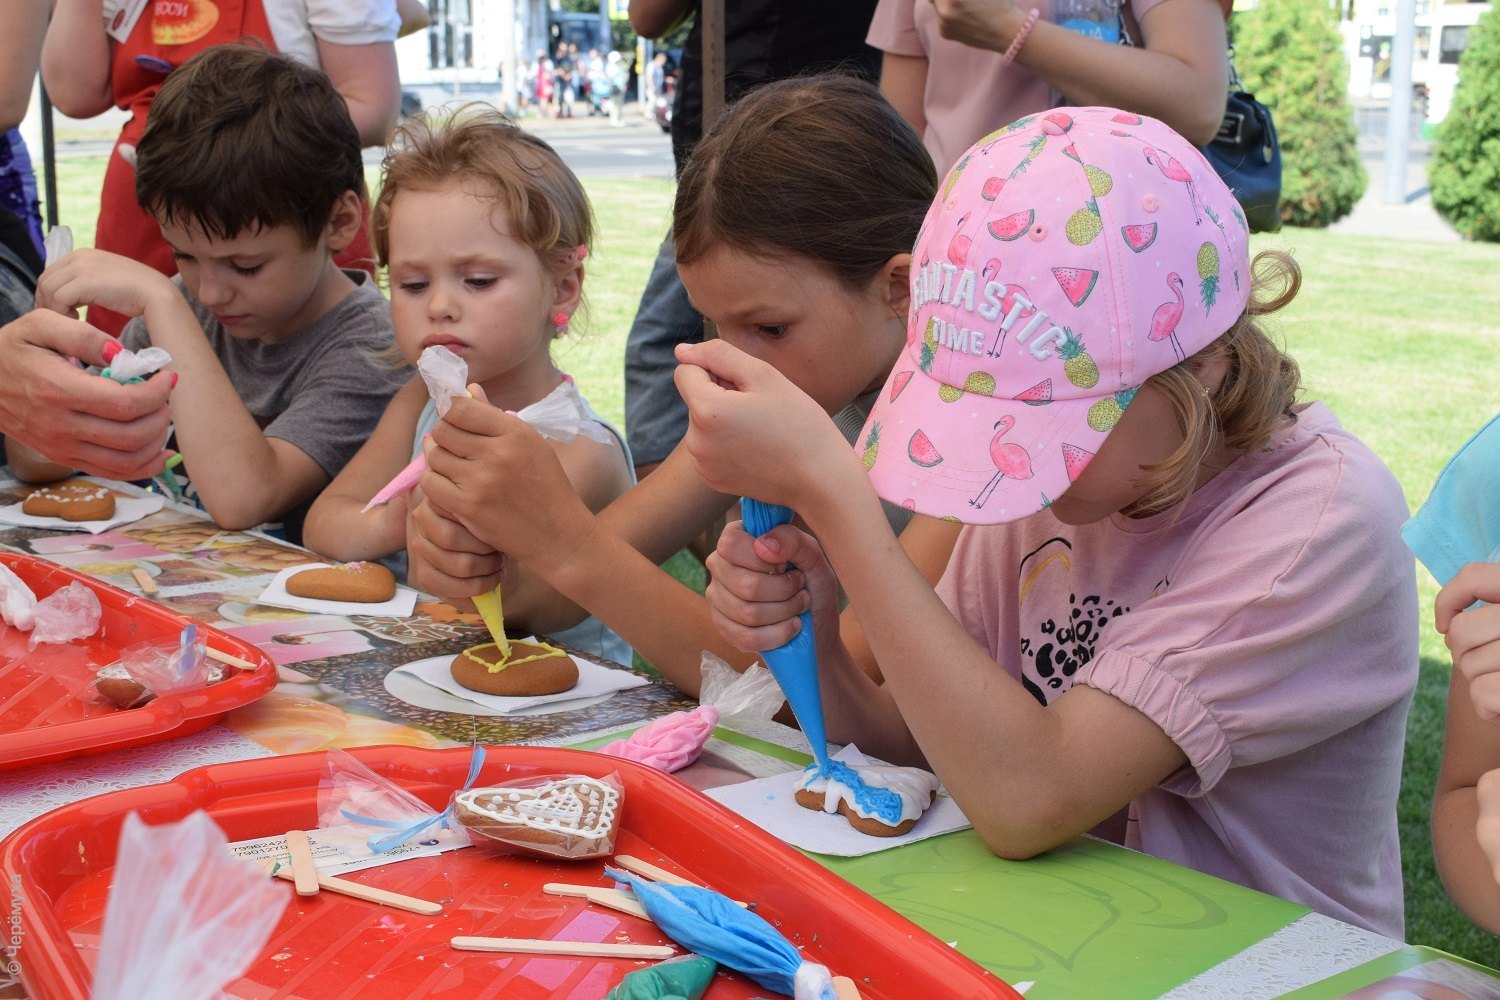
[861,423,881,470]
[1058,329,1099,389]
[1065,200,1103,246]
[1197,241,1220,314]
[1087,388,1138,432]
[938,371,998,403]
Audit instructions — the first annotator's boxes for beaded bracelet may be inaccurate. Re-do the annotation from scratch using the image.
[1003,7,1041,65]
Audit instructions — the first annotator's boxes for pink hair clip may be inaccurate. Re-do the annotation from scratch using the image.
[576,244,588,261]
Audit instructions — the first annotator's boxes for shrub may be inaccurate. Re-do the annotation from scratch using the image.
[1430,10,1500,241]
[1233,0,1368,227]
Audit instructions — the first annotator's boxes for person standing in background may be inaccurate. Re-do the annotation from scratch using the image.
[871,0,1228,174]
[42,0,406,334]
[623,0,882,487]
[0,0,50,328]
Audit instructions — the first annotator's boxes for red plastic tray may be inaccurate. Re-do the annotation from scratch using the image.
[0,551,276,770]
[2,745,1019,999]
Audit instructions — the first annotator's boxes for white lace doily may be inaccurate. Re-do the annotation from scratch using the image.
[0,725,272,838]
[1160,912,1402,998]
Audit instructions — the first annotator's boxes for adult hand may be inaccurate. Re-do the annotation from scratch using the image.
[1437,562,1500,723]
[35,247,176,321]
[0,311,172,478]
[704,519,840,654]
[672,340,853,511]
[930,0,1026,53]
[421,394,595,568]
[405,493,507,605]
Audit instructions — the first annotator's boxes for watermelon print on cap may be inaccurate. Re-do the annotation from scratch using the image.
[855,106,1251,526]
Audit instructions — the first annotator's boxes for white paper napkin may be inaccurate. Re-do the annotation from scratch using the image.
[393,644,650,713]
[705,745,970,857]
[254,563,419,617]
[0,492,164,534]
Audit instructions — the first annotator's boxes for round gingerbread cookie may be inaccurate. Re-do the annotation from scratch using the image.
[286,562,397,603]
[22,485,116,522]
[450,641,578,696]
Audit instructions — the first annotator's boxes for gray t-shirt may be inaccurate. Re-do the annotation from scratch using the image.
[123,271,407,478]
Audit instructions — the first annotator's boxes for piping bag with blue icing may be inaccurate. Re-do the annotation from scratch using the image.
[739,497,831,772]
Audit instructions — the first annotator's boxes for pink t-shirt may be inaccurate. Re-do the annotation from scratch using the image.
[868,0,1168,173]
[934,404,1417,938]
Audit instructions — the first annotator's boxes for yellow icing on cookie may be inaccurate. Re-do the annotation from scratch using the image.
[460,640,565,674]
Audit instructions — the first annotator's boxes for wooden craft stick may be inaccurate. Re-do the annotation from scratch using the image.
[611,855,751,908]
[284,830,319,896]
[543,883,651,920]
[833,976,863,1000]
[205,647,256,670]
[271,868,443,915]
[130,568,157,595]
[451,936,675,959]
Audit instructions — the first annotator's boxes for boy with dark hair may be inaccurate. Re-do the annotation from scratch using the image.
[19,44,406,541]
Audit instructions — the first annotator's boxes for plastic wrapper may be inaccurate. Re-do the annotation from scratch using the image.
[450,771,623,860]
[598,654,784,772]
[0,565,102,647]
[43,224,72,266]
[91,627,208,707]
[0,562,36,631]
[92,810,286,1000]
[28,581,102,649]
[99,344,173,383]
[417,344,469,418]
[318,745,476,854]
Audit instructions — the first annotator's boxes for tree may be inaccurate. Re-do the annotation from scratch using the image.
[1233,0,1367,227]
[1430,10,1500,241]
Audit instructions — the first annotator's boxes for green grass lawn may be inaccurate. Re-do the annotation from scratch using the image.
[46,159,1500,963]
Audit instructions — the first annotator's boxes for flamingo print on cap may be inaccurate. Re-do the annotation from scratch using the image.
[1149,273,1187,361]
[971,416,1034,509]
[1142,146,1202,225]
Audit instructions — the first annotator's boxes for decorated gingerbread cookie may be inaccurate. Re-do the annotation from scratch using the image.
[794,760,940,837]
[22,485,116,522]
[453,775,620,858]
[286,562,397,603]
[449,640,577,696]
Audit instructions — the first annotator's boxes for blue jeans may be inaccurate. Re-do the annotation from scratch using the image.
[624,233,704,467]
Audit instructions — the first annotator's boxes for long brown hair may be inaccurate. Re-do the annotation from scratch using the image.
[1130,249,1304,515]
[673,74,936,290]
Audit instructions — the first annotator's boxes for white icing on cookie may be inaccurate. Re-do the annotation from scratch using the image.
[797,762,940,826]
[456,777,619,842]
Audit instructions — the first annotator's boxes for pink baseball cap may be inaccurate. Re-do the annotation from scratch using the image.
[861,107,1251,524]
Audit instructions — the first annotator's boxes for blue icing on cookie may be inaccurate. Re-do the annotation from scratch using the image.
[805,760,905,826]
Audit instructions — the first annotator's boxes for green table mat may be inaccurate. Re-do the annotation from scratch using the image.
[573,725,1308,996]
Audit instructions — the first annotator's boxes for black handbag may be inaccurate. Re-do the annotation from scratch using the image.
[1116,7,1283,232]
[1203,55,1282,232]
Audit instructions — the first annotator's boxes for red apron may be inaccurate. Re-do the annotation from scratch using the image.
[93,0,374,334]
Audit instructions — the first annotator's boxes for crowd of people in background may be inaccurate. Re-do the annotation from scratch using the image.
[519,42,636,124]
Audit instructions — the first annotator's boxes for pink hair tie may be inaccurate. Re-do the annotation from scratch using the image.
[1003,8,1040,65]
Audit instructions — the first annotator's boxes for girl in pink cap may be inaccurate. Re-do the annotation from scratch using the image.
[678,107,1417,937]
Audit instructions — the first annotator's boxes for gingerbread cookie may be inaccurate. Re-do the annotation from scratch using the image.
[95,661,230,710]
[22,485,116,522]
[794,760,940,837]
[286,562,396,603]
[450,641,577,696]
[453,775,620,858]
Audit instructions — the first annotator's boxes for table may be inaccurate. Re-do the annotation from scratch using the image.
[0,481,1493,998]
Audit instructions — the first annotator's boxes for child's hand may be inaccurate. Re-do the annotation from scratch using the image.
[1436,562,1500,723]
[35,248,177,322]
[1477,767,1500,885]
[704,519,840,654]
[405,494,507,603]
[673,340,859,513]
[423,396,596,568]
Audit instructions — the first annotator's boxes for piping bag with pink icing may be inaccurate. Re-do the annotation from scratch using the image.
[739,497,831,772]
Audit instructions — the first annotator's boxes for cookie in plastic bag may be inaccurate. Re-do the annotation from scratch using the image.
[452,772,622,860]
